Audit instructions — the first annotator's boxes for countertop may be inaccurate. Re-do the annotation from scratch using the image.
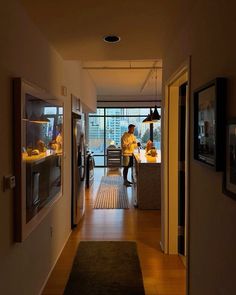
[133,149,161,164]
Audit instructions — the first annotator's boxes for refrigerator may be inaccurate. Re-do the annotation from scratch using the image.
[71,112,86,227]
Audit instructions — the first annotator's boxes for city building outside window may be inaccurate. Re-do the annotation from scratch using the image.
[88,108,161,166]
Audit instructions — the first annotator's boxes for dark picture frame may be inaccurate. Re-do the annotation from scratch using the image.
[13,78,64,242]
[193,78,227,171]
[222,119,236,201]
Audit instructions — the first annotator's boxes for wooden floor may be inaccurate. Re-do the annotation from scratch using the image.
[42,168,186,295]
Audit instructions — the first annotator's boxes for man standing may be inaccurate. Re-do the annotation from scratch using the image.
[121,124,137,186]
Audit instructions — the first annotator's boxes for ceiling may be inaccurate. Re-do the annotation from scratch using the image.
[19,0,190,98]
[20,0,191,61]
[83,60,162,97]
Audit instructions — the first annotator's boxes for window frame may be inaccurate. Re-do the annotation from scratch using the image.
[88,107,161,167]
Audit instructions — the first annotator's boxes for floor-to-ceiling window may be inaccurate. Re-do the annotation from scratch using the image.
[89,107,161,166]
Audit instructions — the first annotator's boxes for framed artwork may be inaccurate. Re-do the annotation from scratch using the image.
[13,78,64,242]
[222,120,236,200]
[193,78,227,171]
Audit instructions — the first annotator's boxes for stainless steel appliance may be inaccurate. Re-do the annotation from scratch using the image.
[71,112,86,227]
[86,151,95,188]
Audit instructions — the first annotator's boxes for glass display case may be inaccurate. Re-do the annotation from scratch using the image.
[13,78,64,242]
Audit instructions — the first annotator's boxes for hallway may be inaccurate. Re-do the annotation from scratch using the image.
[42,168,185,295]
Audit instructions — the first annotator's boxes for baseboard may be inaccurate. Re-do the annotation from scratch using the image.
[38,230,72,295]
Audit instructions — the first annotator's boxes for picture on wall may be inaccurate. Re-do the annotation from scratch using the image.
[13,78,64,242]
[223,120,236,200]
[193,78,227,170]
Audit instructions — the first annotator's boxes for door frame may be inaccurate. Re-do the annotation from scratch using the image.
[161,57,191,291]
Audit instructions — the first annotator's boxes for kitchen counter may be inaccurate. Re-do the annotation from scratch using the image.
[133,149,161,164]
[132,149,161,210]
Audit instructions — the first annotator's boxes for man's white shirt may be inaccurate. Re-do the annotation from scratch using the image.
[121,132,137,156]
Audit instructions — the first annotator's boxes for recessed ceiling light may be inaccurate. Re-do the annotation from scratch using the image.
[103,35,121,43]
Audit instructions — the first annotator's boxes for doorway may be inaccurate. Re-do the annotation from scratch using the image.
[161,59,190,291]
[178,82,188,257]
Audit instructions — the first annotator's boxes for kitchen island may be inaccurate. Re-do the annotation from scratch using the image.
[132,149,161,209]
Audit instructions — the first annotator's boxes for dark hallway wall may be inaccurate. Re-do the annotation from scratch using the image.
[162,1,236,294]
[0,1,96,294]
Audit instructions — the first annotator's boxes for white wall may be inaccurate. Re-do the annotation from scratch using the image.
[63,61,97,113]
[0,1,96,294]
[162,1,236,294]
[81,69,97,113]
[63,60,83,98]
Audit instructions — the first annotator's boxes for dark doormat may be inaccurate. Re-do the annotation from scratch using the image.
[64,241,145,295]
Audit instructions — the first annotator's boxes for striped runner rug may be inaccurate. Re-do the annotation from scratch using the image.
[93,176,129,209]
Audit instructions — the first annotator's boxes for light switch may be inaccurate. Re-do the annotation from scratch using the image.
[61,86,67,96]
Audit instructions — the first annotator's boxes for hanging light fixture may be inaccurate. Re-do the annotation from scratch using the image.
[29,112,50,124]
[152,69,161,121]
[142,109,154,124]
[152,105,161,121]
[142,68,161,123]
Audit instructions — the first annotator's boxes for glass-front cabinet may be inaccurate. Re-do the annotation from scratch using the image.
[13,78,63,242]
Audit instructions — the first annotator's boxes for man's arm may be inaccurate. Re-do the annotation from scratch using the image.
[132,135,138,148]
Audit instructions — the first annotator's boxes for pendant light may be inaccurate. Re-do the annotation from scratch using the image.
[142,109,154,124]
[142,68,161,123]
[29,112,50,124]
[152,105,161,121]
[152,69,161,121]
